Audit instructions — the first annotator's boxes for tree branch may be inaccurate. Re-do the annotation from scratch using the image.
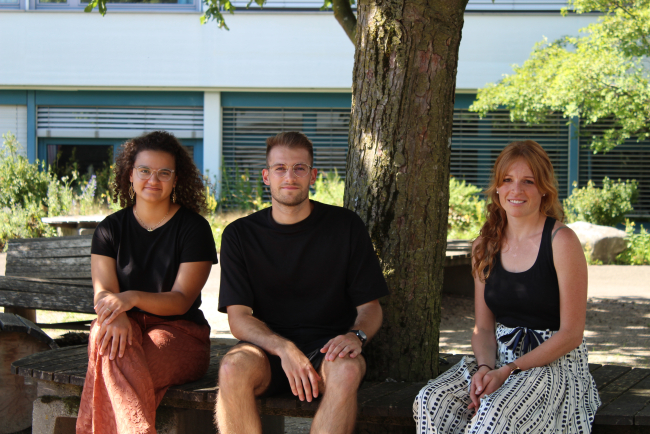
[331,0,357,44]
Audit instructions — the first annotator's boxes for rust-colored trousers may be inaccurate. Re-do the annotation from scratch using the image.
[76,312,211,434]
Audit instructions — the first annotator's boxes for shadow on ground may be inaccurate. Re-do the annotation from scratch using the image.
[438,294,650,369]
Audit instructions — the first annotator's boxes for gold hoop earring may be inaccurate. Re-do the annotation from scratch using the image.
[172,187,176,204]
[129,183,135,201]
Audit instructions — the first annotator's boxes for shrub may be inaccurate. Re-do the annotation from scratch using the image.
[0,133,50,209]
[204,212,245,252]
[564,177,638,226]
[448,177,486,240]
[310,170,344,207]
[47,172,76,217]
[0,203,55,251]
[219,167,269,212]
[616,220,650,265]
[78,175,97,215]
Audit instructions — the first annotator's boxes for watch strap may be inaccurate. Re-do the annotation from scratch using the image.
[350,329,367,347]
[507,361,522,375]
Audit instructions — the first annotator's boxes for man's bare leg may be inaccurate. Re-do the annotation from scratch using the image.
[215,344,272,434]
[310,355,366,434]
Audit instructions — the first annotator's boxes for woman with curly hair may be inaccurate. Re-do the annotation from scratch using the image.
[414,140,601,433]
[77,131,218,434]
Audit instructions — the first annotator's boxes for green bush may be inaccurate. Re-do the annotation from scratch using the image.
[448,177,486,240]
[0,133,50,209]
[0,203,56,251]
[616,220,650,265]
[219,167,269,212]
[47,172,76,217]
[564,177,638,226]
[310,170,344,207]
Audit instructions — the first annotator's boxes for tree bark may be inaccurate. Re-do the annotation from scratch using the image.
[345,0,468,381]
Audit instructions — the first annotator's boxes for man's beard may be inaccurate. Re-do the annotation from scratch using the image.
[270,185,309,207]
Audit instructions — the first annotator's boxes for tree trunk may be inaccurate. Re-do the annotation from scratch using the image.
[345,0,468,382]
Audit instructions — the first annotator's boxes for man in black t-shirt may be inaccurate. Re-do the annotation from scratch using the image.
[216,132,389,434]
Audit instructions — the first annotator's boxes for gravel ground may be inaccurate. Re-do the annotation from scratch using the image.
[439,294,650,369]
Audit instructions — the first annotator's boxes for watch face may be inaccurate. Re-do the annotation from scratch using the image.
[358,330,367,340]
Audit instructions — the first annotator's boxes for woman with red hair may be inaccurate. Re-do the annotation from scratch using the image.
[414,140,600,433]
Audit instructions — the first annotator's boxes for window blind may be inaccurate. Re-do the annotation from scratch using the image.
[578,120,650,218]
[37,106,203,139]
[221,107,349,203]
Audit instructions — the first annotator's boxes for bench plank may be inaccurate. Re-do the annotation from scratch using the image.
[597,368,650,410]
[7,236,93,250]
[6,269,92,279]
[591,365,632,390]
[0,311,31,333]
[636,402,650,425]
[0,290,94,313]
[7,246,91,259]
[0,277,93,295]
[596,370,650,426]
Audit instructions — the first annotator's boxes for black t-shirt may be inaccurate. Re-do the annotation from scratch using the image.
[218,200,389,347]
[91,206,218,326]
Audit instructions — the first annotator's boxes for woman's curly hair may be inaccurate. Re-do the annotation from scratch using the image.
[112,131,207,214]
[472,140,564,282]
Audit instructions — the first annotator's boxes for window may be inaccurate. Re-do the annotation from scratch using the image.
[0,0,22,10]
[0,105,28,157]
[31,0,199,11]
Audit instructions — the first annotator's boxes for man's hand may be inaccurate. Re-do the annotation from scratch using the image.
[277,343,321,402]
[320,332,362,362]
[97,312,133,360]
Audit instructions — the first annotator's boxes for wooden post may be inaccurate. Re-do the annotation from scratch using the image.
[4,307,36,323]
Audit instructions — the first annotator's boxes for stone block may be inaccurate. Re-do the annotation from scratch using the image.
[568,222,627,264]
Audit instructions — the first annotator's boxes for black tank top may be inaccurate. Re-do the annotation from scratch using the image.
[484,216,561,331]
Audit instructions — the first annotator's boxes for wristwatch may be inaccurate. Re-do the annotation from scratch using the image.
[507,361,522,376]
[350,329,367,347]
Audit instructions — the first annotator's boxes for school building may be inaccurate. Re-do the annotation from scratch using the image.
[1,0,648,217]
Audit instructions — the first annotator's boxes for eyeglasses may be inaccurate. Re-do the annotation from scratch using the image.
[134,166,175,182]
[267,163,313,178]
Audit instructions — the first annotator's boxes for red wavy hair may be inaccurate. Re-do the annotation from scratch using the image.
[472,140,564,282]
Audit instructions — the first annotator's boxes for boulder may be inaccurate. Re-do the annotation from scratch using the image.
[567,222,627,264]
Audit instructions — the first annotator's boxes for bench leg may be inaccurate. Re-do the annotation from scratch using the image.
[156,407,218,434]
[32,396,80,434]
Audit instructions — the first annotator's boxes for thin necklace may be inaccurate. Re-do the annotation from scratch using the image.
[134,208,170,232]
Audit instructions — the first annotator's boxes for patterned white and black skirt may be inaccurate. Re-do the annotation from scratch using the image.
[413,324,601,434]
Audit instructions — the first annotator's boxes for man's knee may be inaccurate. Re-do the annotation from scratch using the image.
[321,356,366,392]
[218,344,271,392]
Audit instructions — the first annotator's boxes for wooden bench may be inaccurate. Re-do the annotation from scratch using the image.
[0,235,473,327]
[0,235,94,330]
[12,344,650,434]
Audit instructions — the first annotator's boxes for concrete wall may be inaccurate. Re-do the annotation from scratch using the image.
[0,11,596,91]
